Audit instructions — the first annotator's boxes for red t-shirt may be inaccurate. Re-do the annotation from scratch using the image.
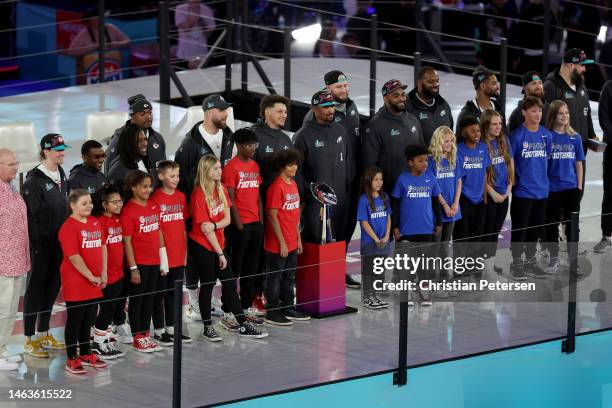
[222,157,262,224]
[58,216,103,302]
[264,177,300,254]
[98,214,124,285]
[151,189,189,268]
[120,200,161,266]
[189,185,231,252]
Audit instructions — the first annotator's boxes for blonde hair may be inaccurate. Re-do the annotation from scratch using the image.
[194,154,228,210]
[546,100,577,136]
[480,109,515,187]
[429,126,457,170]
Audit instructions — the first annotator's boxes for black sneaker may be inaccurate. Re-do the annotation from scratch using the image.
[373,295,389,308]
[154,332,174,347]
[510,260,527,281]
[362,296,382,310]
[284,307,311,321]
[493,265,503,274]
[239,322,269,339]
[264,311,293,326]
[91,341,119,360]
[346,274,361,289]
[202,325,222,342]
[179,333,192,343]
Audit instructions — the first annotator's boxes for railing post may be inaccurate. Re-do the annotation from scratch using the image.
[225,0,234,95]
[394,299,408,386]
[172,279,183,408]
[369,14,378,117]
[241,1,248,93]
[98,0,106,83]
[543,0,551,75]
[158,1,170,104]
[284,27,291,129]
[413,52,421,89]
[500,37,507,114]
[415,0,422,53]
[562,212,579,354]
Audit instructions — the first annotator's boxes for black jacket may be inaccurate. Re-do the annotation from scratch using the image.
[303,99,361,182]
[599,80,612,143]
[363,106,424,193]
[252,120,292,196]
[68,164,108,212]
[508,98,549,135]
[292,119,349,204]
[107,155,154,198]
[406,89,454,146]
[544,69,595,141]
[22,166,68,247]
[104,120,167,174]
[174,121,234,199]
[456,98,507,138]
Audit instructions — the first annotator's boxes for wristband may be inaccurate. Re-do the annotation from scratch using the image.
[213,222,217,231]
[129,265,138,271]
[217,252,225,257]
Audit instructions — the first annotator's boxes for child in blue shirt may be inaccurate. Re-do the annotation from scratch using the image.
[357,167,391,310]
[544,100,584,274]
[392,144,442,305]
[509,96,552,280]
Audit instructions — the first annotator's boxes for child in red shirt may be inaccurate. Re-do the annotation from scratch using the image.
[151,160,191,345]
[221,128,264,326]
[263,149,308,326]
[190,154,267,341]
[92,186,126,359]
[120,170,168,353]
[58,190,107,374]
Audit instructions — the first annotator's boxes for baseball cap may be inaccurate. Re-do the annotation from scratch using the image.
[521,71,542,86]
[324,70,348,85]
[129,98,152,115]
[472,65,494,89]
[381,79,407,96]
[202,94,233,111]
[40,133,70,151]
[563,48,594,65]
[311,90,336,107]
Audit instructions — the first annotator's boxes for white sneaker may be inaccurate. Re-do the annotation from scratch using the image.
[211,297,224,317]
[0,357,19,371]
[186,304,202,321]
[1,351,22,363]
[116,323,133,344]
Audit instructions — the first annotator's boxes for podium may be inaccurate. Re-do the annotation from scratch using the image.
[296,241,358,318]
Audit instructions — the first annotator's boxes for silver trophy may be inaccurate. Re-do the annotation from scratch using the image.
[310,182,338,244]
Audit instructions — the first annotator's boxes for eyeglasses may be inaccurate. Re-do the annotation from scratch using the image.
[243,143,259,148]
[108,199,123,205]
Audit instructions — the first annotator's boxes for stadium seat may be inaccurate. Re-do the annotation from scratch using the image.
[86,111,128,143]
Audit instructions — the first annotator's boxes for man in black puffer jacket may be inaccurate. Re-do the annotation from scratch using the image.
[363,79,424,194]
[68,140,108,211]
[406,66,454,146]
[105,95,166,174]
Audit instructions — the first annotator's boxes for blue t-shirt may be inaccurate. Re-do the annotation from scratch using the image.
[510,124,552,199]
[357,193,392,255]
[548,131,585,192]
[427,156,462,223]
[457,142,491,204]
[488,138,513,195]
[391,171,441,236]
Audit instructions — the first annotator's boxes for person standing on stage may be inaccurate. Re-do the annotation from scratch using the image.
[596,79,612,252]
[363,79,424,195]
[0,148,30,370]
[22,134,69,357]
[293,90,349,245]
[68,140,108,212]
[106,95,166,174]
[508,71,547,134]
[107,123,154,196]
[407,66,454,146]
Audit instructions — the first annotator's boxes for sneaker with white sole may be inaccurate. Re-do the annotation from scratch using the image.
[1,351,22,363]
[91,341,119,360]
[202,325,222,342]
[362,295,384,310]
[283,307,311,321]
[132,334,154,353]
[79,353,108,369]
[115,323,133,344]
[244,308,264,325]
[186,304,202,321]
[65,357,86,374]
[546,257,560,274]
[211,297,224,317]
[154,332,174,347]
[239,322,268,339]
[23,339,49,358]
[144,335,162,352]
[221,313,240,332]
[264,311,293,326]
[594,237,612,253]
[107,340,125,357]
[373,295,389,308]
[39,333,65,350]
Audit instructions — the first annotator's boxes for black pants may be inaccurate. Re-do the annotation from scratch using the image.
[112,269,130,326]
[227,223,264,310]
[602,146,612,236]
[128,264,160,336]
[95,279,123,331]
[264,251,297,312]
[397,234,434,281]
[189,240,245,326]
[65,299,98,359]
[510,197,547,260]
[434,221,454,280]
[24,240,62,336]
[301,198,348,244]
[545,188,580,258]
[453,195,486,263]
[344,179,361,247]
[483,197,509,258]
[152,266,184,329]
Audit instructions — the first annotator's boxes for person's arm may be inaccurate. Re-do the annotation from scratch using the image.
[360,221,381,244]
[122,236,140,284]
[227,187,243,230]
[600,82,612,143]
[576,161,584,191]
[586,97,597,140]
[384,216,391,242]
[362,124,381,168]
[268,208,288,257]
[22,180,43,248]
[67,254,102,286]
[106,24,130,48]
[63,29,99,56]
[391,197,400,239]
[159,231,168,275]
[292,131,307,200]
[204,208,230,269]
[451,178,462,215]
[174,140,194,195]
[258,194,264,224]
[100,245,108,288]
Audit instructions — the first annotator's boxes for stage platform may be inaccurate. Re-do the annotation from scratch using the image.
[0,59,610,407]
